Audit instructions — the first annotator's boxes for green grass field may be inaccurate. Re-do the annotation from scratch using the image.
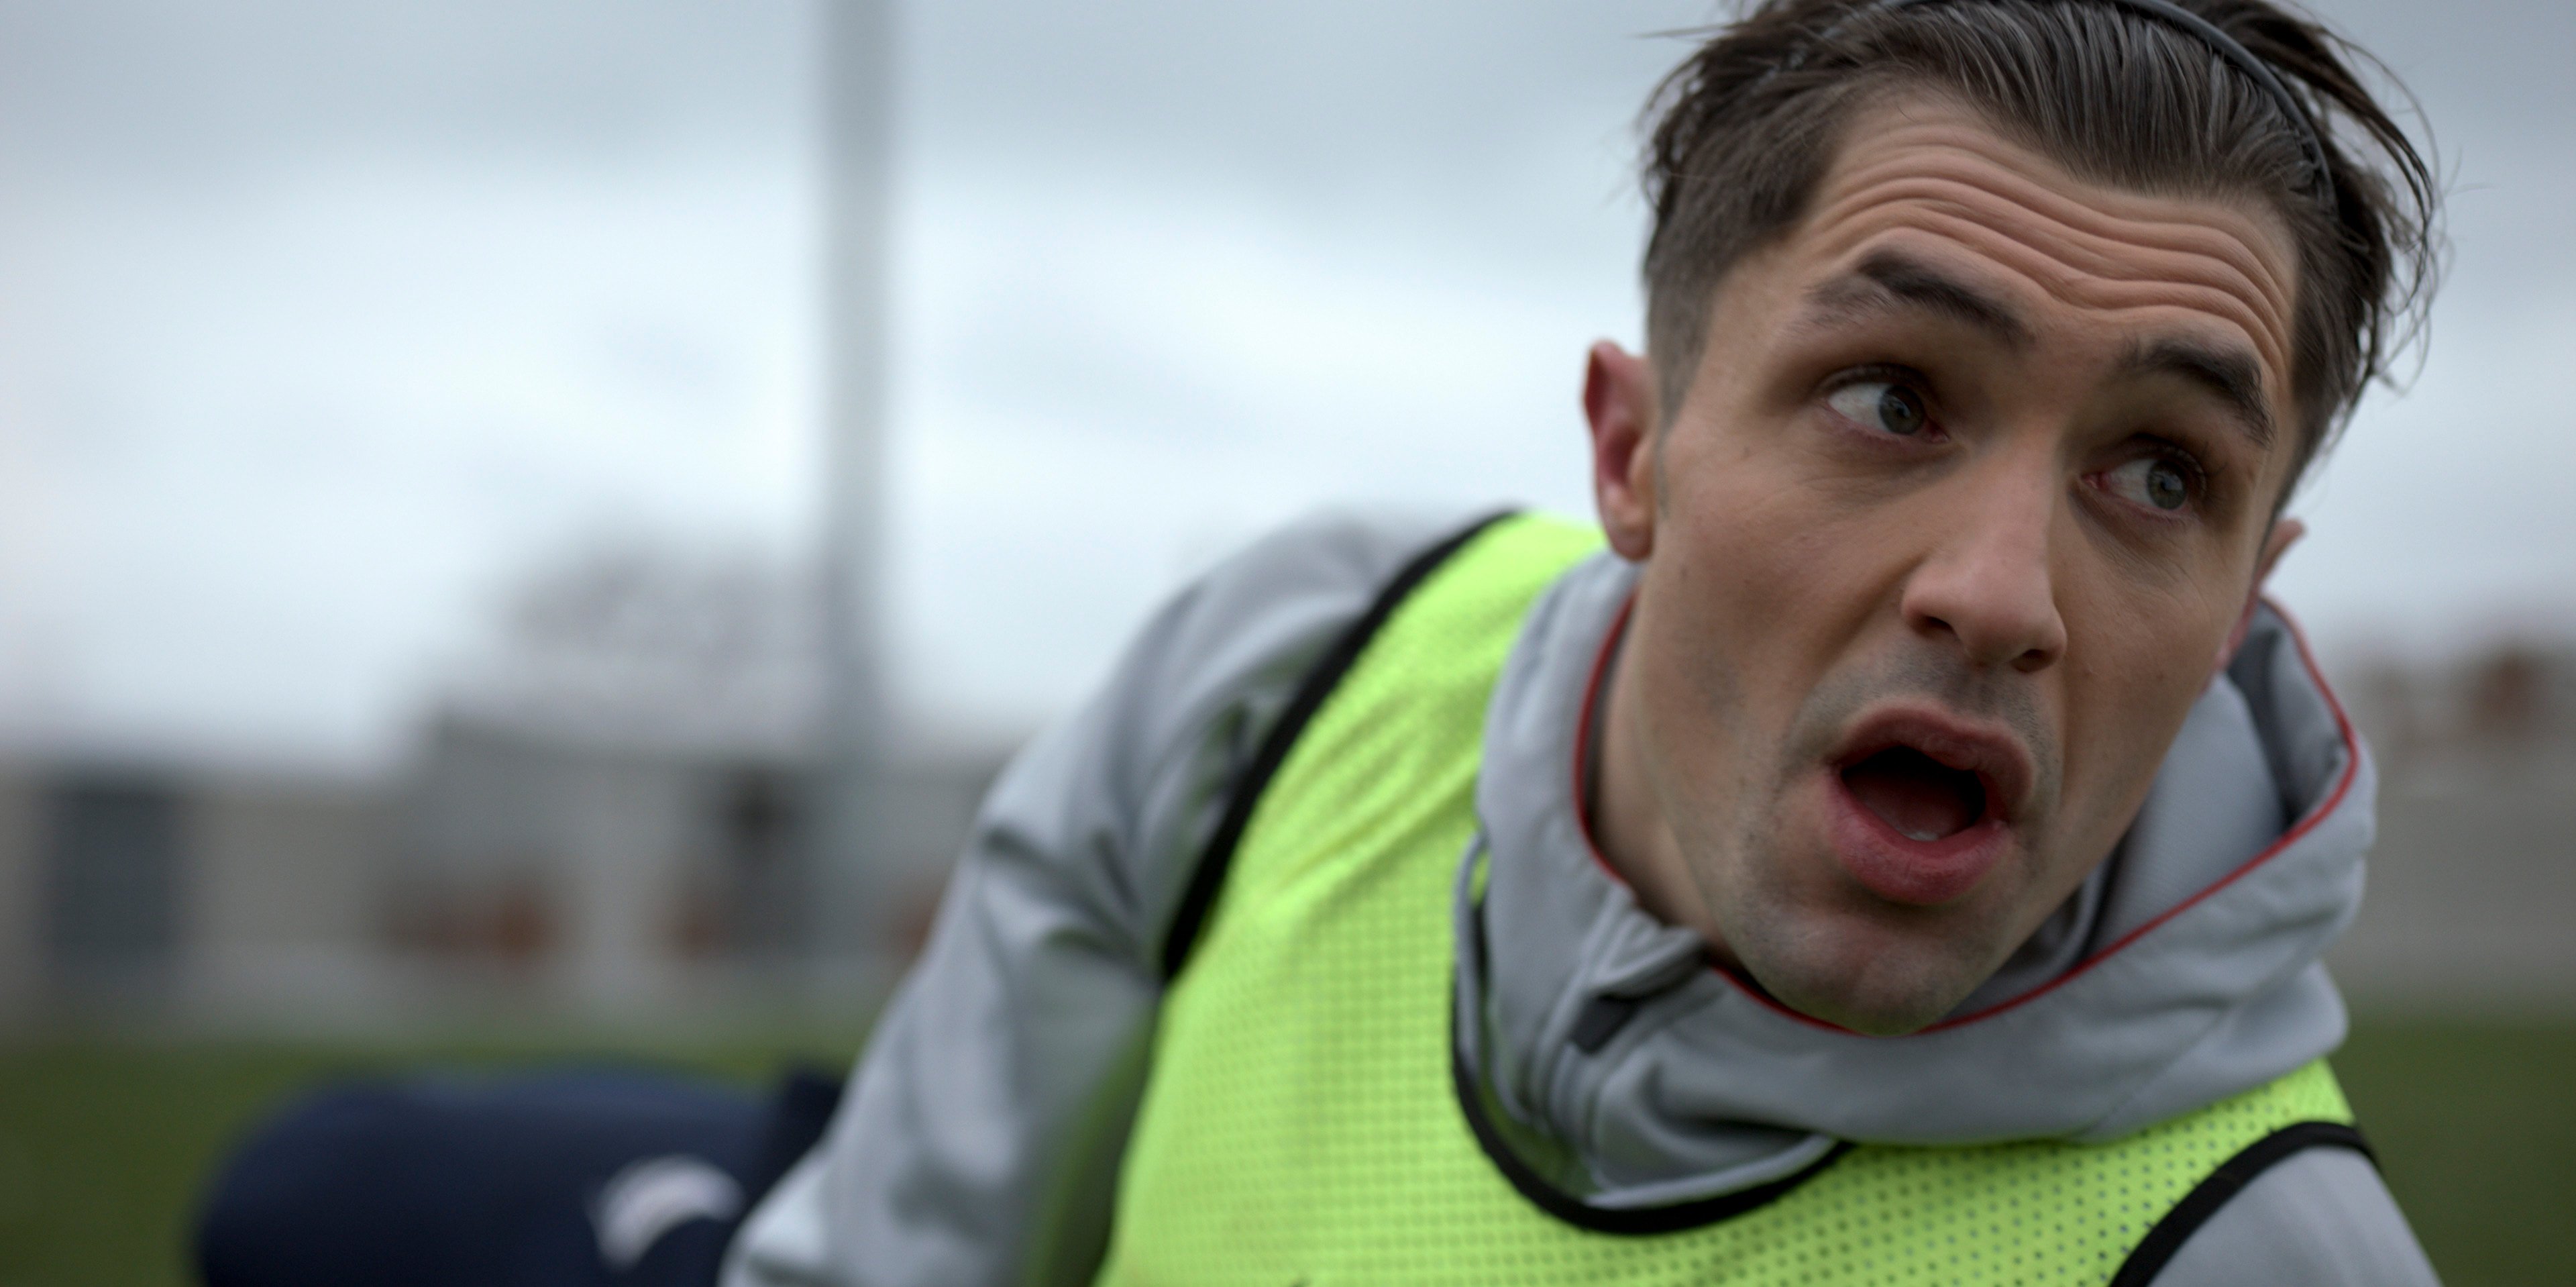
[1,1018,2567,1286]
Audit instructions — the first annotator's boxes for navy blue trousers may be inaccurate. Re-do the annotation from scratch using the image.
[195,1066,841,1287]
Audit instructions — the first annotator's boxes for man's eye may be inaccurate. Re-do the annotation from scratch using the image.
[2102,456,2195,511]
[1826,380,1928,437]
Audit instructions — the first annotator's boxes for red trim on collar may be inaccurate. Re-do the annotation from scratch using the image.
[1564,596,2364,1037]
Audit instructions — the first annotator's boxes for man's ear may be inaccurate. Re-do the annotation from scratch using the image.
[1585,340,1660,561]
[2218,516,2306,672]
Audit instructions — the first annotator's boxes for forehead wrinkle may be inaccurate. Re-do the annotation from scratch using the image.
[1810,166,2296,339]
[1899,206,2294,391]
[1821,139,2297,300]
[1813,167,2298,332]
[1805,189,2295,391]
[1811,114,2301,326]
[1803,219,2289,391]
[1825,105,2300,285]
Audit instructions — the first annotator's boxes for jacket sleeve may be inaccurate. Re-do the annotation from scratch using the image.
[720,509,1470,1287]
[2151,1146,2440,1286]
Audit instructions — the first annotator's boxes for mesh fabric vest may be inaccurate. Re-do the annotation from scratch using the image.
[1095,513,2361,1286]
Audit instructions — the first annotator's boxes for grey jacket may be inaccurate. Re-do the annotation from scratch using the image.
[724,509,2440,1287]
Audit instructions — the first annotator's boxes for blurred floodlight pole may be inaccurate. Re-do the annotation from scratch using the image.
[815,0,894,976]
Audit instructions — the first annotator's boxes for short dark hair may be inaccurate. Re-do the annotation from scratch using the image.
[1639,0,2438,495]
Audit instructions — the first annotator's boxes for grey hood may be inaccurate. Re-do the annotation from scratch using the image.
[1454,549,2373,1208]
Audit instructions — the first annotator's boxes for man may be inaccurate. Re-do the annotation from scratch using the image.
[722,0,2442,1283]
[198,1,2443,1283]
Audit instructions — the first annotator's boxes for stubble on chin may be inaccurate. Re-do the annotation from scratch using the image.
[1699,796,1990,1035]
[1685,648,2063,1033]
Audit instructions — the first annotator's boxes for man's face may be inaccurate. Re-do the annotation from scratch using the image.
[1588,93,2307,1034]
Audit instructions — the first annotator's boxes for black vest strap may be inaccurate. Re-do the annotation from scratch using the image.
[2108,1121,2377,1285]
[1157,511,1515,982]
[1450,993,1853,1235]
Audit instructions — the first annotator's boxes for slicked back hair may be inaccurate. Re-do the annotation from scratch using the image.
[1639,0,2437,499]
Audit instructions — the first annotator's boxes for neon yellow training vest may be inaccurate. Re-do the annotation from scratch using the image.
[1097,513,2362,1287]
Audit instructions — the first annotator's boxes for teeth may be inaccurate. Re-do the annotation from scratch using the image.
[1902,828,1941,842]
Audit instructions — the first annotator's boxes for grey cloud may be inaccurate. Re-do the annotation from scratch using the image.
[0,0,810,175]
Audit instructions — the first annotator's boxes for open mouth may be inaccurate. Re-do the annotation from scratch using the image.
[1823,708,2028,906]
[1839,746,1990,843]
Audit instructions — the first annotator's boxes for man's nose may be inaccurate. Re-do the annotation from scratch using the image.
[1898,469,2069,673]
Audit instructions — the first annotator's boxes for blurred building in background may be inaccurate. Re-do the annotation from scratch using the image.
[0,757,390,1021]
[2327,641,2576,1011]
[0,537,1013,1030]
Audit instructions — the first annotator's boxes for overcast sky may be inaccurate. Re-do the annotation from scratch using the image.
[1,0,2569,768]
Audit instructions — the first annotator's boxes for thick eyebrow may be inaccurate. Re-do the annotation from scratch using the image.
[1802,249,2033,350]
[2120,336,2277,454]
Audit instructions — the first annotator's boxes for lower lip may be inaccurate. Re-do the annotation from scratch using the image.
[1825,774,2012,906]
